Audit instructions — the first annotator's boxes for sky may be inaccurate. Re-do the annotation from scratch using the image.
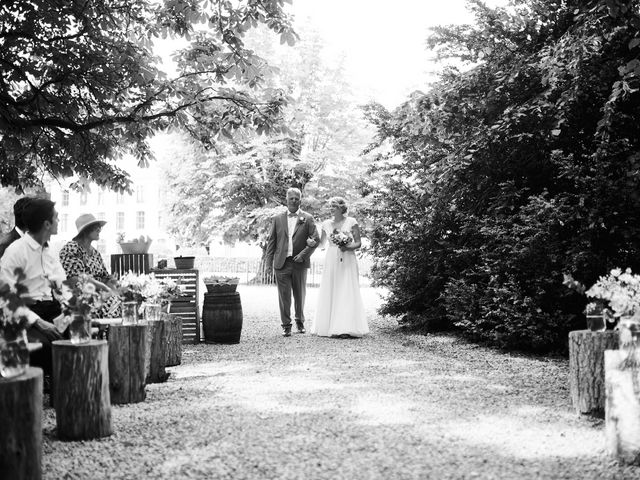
[290,0,506,109]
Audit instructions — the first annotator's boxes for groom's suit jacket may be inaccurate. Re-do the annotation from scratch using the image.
[265,210,319,269]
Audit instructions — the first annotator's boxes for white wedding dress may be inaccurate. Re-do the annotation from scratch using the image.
[311,217,369,337]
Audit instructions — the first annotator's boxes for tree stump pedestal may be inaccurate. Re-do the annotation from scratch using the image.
[52,340,112,440]
[164,312,182,367]
[568,330,619,415]
[0,367,43,480]
[144,319,168,383]
[108,324,147,404]
[605,348,640,465]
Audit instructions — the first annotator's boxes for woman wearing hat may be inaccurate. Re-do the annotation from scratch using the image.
[59,213,120,317]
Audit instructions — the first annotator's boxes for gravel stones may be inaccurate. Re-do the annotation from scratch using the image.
[42,286,640,479]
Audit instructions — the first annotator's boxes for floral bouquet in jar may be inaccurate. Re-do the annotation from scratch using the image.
[52,274,109,333]
[0,269,31,335]
[0,269,32,377]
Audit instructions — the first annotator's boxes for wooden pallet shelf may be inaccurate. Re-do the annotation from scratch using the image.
[110,254,153,277]
[151,268,200,344]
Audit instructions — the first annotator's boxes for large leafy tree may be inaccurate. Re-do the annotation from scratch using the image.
[158,22,373,267]
[364,0,640,351]
[0,0,296,191]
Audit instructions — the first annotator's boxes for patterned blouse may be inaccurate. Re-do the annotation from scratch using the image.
[59,240,120,318]
[59,240,110,283]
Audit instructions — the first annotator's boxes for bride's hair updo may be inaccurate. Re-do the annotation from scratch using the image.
[328,196,348,214]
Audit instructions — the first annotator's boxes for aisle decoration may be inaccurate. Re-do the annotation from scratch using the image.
[117,272,181,322]
[584,268,640,348]
[55,274,109,343]
[0,269,31,377]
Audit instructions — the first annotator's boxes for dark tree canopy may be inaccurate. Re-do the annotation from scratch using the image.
[363,0,640,352]
[0,0,296,191]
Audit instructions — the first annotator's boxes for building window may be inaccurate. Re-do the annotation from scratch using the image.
[62,190,69,206]
[136,185,144,203]
[60,214,68,233]
[136,211,145,230]
[97,212,106,221]
[116,192,125,204]
[116,212,125,231]
[80,191,88,205]
[97,191,104,205]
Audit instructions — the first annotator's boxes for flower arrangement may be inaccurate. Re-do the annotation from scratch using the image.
[0,269,31,335]
[584,268,640,319]
[330,230,352,248]
[57,274,108,317]
[297,216,306,225]
[142,275,181,306]
[117,272,181,306]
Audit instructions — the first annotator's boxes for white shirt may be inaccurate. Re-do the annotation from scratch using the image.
[286,209,300,257]
[15,226,24,237]
[0,234,67,303]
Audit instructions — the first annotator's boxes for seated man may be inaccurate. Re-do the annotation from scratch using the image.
[0,198,64,375]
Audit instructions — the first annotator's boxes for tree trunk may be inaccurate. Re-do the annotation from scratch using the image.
[253,246,275,285]
[164,313,182,366]
[108,324,147,404]
[0,367,42,480]
[605,349,640,465]
[568,330,619,415]
[144,319,168,383]
[52,340,112,440]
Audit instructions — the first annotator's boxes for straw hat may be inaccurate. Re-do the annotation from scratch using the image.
[74,213,107,237]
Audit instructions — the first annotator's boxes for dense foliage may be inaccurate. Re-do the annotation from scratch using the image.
[0,0,295,192]
[363,0,640,352]
[158,24,372,265]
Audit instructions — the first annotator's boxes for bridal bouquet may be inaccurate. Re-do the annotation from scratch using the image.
[330,230,352,248]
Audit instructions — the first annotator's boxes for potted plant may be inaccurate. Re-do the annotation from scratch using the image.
[117,233,153,254]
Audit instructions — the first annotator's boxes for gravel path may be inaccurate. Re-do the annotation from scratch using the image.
[42,285,640,479]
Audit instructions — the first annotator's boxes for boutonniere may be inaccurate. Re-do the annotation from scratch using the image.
[297,216,305,225]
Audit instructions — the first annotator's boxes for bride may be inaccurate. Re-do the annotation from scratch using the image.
[310,197,368,338]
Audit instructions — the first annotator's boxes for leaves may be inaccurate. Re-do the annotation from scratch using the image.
[363,0,640,352]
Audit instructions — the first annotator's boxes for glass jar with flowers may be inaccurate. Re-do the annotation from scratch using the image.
[0,272,31,378]
[585,268,640,349]
[116,272,148,324]
[54,274,108,344]
[141,275,181,321]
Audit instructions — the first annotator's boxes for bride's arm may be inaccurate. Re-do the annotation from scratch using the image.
[344,223,362,251]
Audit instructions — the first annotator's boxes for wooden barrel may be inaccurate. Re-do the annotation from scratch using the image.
[202,292,243,344]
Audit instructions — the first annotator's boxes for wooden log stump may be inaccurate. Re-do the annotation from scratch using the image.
[108,324,147,404]
[568,330,619,415]
[0,367,43,480]
[605,349,640,465]
[52,340,112,440]
[164,312,182,367]
[144,320,168,383]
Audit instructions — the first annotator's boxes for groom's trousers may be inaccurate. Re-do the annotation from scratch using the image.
[274,257,308,328]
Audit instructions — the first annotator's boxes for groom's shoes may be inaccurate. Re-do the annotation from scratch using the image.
[295,322,306,334]
[282,326,292,337]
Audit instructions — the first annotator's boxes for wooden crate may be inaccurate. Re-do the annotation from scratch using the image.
[110,254,153,277]
[151,268,200,344]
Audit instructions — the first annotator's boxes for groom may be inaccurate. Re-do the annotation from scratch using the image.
[265,188,320,337]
